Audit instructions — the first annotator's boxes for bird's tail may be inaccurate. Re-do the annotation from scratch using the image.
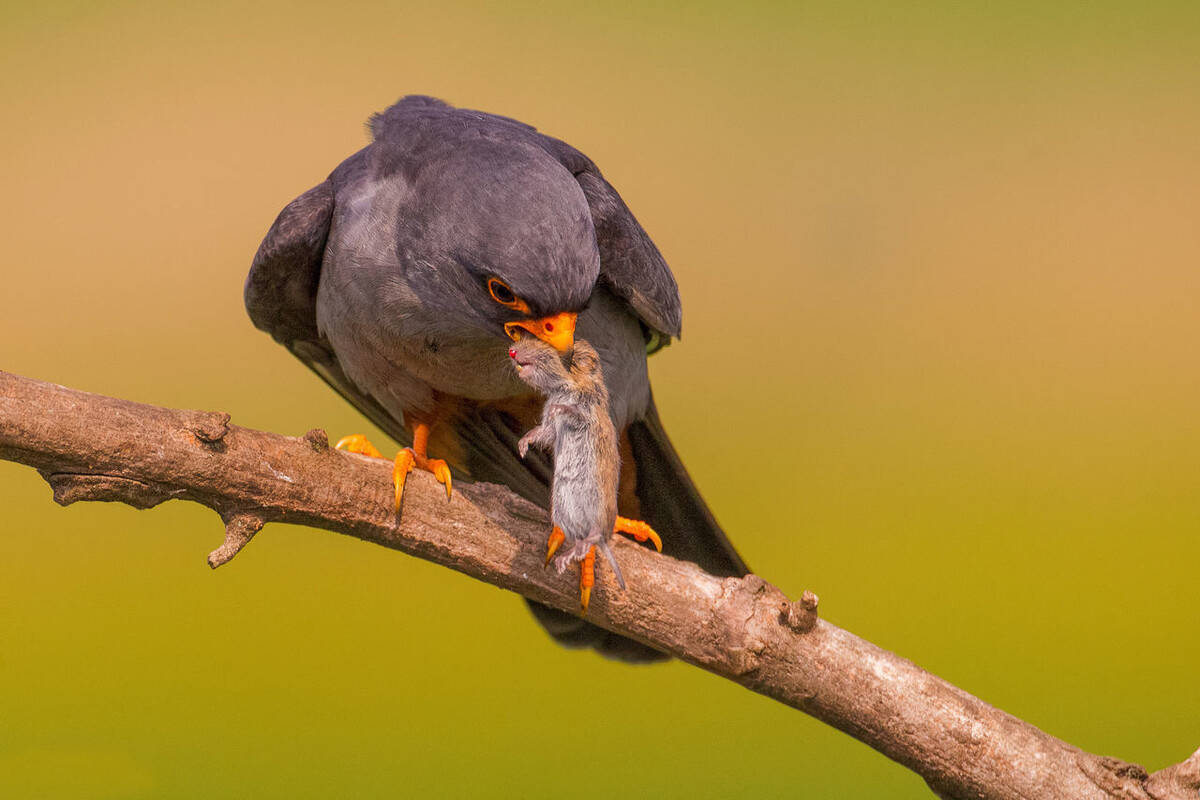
[625,396,748,578]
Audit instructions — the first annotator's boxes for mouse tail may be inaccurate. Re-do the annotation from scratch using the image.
[596,539,626,591]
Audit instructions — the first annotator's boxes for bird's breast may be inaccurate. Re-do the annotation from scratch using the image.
[391,333,532,401]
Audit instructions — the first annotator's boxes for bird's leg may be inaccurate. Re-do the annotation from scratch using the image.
[614,517,662,552]
[579,546,596,613]
[395,422,453,509]
[334,422,452,512]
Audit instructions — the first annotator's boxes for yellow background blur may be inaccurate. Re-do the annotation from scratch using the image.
[2,2,1198,797]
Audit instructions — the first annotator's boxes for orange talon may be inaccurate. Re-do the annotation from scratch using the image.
[337,422,452,514]
[545,527,565,565]
[408,422,453,502]
[425,458,453,501]
[614,516,662,552]
[580,546,596,613]
[392,449,415,512]
[335,433,383,459]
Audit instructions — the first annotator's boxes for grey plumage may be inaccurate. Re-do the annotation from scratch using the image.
[512,337,625,589]
[245,95,747,662]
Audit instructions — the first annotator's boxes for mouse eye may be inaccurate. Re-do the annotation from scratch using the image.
[487,278,530,313]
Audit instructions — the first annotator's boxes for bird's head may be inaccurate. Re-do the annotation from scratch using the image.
[396,141,599,355]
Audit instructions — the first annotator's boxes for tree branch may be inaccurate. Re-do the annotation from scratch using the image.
[1,369,1194,800]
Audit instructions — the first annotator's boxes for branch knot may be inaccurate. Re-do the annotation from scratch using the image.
[303,428,329,451]
[783,590,820,633]
[188,411,230,446]
[208,511,265,568]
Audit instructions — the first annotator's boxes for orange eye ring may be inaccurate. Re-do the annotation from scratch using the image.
[487,278,531,314]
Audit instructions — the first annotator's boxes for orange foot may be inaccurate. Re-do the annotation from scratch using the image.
[542,530,597,612]
[544,519,661,613]
[335,422,452,512]
[580,546,596,612]
[614,516,662,552]
[545,526,566,565]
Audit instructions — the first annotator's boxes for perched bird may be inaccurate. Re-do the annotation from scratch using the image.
[509,335,662,611]
[245,95,748,661]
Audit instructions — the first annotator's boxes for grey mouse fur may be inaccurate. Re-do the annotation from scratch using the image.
[510,336,625,589]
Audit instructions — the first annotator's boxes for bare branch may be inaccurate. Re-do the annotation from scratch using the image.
[0,369,1193,800]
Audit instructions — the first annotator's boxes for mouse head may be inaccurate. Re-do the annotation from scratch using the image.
[508,334,572,394]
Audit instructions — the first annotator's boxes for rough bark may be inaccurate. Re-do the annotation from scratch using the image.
[1,369,1196,800]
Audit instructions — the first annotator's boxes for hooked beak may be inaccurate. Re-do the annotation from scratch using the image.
[504,312,577,353]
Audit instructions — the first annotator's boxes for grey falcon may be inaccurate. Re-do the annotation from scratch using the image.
[245,95,748,662]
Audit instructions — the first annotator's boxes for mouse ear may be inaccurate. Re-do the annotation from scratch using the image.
[569,340,601,373]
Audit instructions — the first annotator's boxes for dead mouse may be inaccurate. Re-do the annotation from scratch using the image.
[509,335,661,611]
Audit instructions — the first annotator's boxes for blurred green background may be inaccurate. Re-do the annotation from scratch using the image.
[2,1,1198,797]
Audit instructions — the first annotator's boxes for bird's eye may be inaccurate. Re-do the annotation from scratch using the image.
[487,278,530,313]
[488,279,516,304]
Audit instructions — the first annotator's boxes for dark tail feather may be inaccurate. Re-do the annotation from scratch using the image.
[524,601,665,662]
[626,396,749,578]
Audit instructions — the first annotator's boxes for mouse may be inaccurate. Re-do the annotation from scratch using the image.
[509,335,661,611]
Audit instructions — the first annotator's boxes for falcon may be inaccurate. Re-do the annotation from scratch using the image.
[245,95,748,661]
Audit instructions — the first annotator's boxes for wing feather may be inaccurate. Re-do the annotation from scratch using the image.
[536,136,683,347]
[245,180,411,445]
